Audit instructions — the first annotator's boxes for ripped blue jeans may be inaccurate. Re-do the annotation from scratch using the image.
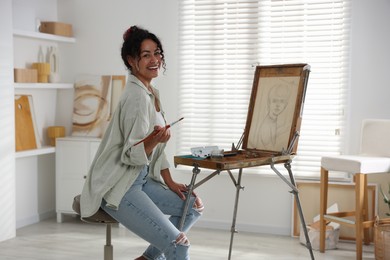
[101,166,202,260]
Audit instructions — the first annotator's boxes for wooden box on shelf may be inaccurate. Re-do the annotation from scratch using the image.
[39,21,73,37]
[14,68,38,83]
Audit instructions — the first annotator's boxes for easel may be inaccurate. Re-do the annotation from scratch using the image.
[176,63,313,259]
[175,131,314,259]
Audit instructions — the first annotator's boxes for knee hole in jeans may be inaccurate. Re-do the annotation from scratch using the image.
[192,196,204,213]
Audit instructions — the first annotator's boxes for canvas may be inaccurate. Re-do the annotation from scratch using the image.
[242,64,310,154]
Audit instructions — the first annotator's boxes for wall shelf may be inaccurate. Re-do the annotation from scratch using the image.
[13,29,76,43]
[15,146,56,159]
[14,83,74,89]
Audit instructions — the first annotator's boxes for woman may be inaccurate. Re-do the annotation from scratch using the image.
[80,25,204,260]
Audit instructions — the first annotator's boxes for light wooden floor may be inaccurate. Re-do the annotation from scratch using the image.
[0,216,375,260]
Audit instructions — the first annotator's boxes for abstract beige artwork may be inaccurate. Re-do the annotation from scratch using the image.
[72,75,112,138]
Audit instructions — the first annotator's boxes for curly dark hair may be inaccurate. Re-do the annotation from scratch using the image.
[121,25,166,74]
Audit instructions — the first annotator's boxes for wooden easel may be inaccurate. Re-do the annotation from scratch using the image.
[175,131,315,260]
[175,64,314,259]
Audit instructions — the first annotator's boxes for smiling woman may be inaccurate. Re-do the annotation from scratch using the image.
[80,25,204,260]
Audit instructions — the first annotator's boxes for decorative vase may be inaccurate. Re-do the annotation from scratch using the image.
[47,46,60,83]
[32,62,50,83]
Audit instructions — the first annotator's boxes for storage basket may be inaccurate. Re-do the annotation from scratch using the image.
[374,217,390,260]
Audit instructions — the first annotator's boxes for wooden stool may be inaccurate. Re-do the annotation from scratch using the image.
[72,195,118,260]
[319,119,390,260]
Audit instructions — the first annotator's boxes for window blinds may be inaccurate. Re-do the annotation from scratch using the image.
[177,0,351,178]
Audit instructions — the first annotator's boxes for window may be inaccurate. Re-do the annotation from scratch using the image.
[177,0,351,179]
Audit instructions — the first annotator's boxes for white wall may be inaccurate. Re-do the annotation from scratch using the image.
[0,0,16,242]
[57,0,180,144]
[348,0,390,153]
[1,0,389,241]
[57,0,390,235]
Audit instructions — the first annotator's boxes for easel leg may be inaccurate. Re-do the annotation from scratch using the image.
[284,161,315,260]
[228,168,244,260]
[179,164,200,231]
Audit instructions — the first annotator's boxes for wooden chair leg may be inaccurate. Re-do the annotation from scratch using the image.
[362,174,371,245]
[355,173,365,260]
[319,167,329,253]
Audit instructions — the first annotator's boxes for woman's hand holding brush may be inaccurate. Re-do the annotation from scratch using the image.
[133,117,184,146]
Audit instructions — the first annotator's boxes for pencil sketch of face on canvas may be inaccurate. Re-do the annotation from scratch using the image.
[248,77,299,151]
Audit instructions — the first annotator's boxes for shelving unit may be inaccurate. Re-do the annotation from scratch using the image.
[13,27,75,158]
[13,29,76,43]
[14,82,73,158]
[11,0,77,230]
[14,83,73,89]
[15,146,56,158]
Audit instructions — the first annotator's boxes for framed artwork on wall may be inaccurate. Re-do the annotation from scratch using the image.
[72,74,126,138]
[109,75,126,120]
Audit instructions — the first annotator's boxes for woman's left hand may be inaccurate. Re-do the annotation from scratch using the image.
[169,181,204,213]
[161,169,194,201]
[167,181,187,201]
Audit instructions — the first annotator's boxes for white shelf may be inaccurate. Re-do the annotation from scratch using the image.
[13,29,76,43]
[16,146,56,159]
[14,83,74,89]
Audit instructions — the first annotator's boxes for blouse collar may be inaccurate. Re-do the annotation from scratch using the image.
[128,74,155,94]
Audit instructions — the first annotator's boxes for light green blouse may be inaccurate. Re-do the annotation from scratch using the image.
[80,74,170,218]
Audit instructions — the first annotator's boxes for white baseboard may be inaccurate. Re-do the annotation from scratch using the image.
[16,210,56,229]
[195,219,290,236]
[16,211,290,236]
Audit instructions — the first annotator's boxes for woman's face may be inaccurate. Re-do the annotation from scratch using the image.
[269,96,288,116]
[267,85,289,117]
[128,39,162,87]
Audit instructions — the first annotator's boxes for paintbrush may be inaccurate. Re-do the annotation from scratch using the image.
[133,117,184,146]
[165,117,184,129]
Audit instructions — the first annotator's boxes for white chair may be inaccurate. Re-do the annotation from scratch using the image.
[319,119,390,260]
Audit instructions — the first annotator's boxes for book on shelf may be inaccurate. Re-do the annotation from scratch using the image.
[14,95,41,151]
